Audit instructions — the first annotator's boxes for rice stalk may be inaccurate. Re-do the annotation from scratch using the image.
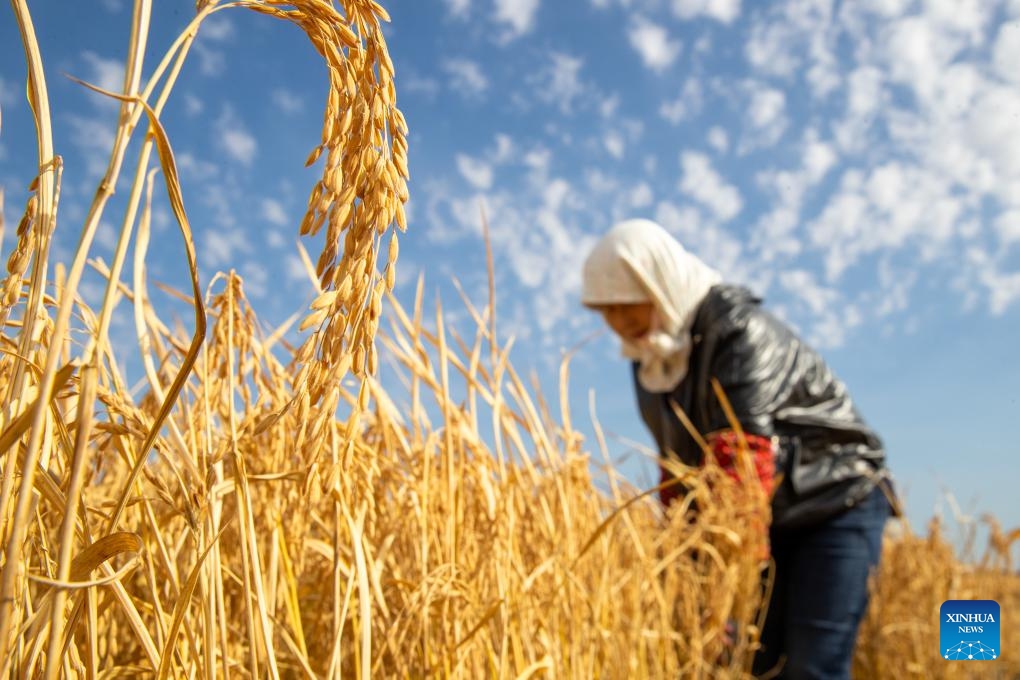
[2,1,1019,679]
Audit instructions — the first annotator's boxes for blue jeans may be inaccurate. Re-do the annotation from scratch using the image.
[751,483,891,679]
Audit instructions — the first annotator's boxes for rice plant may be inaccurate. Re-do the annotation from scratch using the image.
[1,1,1017,678]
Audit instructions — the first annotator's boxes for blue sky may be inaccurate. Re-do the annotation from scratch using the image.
[2,0,1019,547]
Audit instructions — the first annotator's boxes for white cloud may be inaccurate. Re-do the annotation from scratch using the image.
[678,151,742,222]
[672,0,741,24]
[101,0,123,12]
[744,0,838,98]
[995,209,1020,246]
[266,230,286,249]
[216,109,257,166]
[239,260,269,299]
[262,199,288,227]
[81,51,124,94]
[967,248,1020,315]
[707,127,729,153]
[751,134,836,262]
[177,152,219,181]
[0,77,15,108]
[437,182,595,336]
[533,52,585,114]
[272,89,303,114]
[403,73,441,101]
[285,254,310,283]
[993,23,1020,85]
[491,134,515,164]
[877,16,961,102]
[922,0,993,44]
[442,59,488,100]
[600,94,620,119]
[494,0,541,40]
[802,137,837,183]
[193,42,226,77]
[741,83,787,151]
[630,182,653,208]
[604,132,625,159]
[202,227,250,269]
[874,258,916,318]
[660,78,703,124]
[585,170,619,195]
[200,16,235,41]
[183,94,204,116]
[94,220,119,252]
[654,200,749,286]
[779,270,838,316]
[524,146,551,172]
[444,0,470,18]
[777,270,863,349]
[853,0,910,19]
[808,164,962,281]
[833,66,886,154]
[66,114,117,176]
[628,16,681,73]
[456,154,493,189]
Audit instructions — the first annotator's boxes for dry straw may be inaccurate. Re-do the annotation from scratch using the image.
[1,1,1018,678]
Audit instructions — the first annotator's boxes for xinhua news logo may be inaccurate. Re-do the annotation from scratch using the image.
[940,600,1000,661]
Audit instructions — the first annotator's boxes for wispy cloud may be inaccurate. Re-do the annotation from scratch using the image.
[183,94,204,116]
[745,1,839,98]
[199,15,235,41]
[491,134,516,164]
[628,16,681,73]
[442,59,488,100]
[262,199,288,227]
[494,0,541,41]
[532,52,586,114]
[660,78,702,124]
[739,81,787,152]
[678,151,742,222]
[654,200,751,288]
[456,154,493,190]
[403,73,441,99]
[177,152,220,181]
[603,132,625,159]
[707,127,729,153]
[779,269,839,316]
[807,164,962,281]
[995,209,1020,246]
[966,247,1020,316]
[752,132,836,261]
[443,0,470,19]
[80,50,124,95]
[193,42,226,77]
[778,270,862,349]
[672,0,742,24]
[993,22,1020,85]
[629,182,654,208]
[215,108,257,166]
[202,227,251,270]
[66,113,117,177]
[272,89,303,114]
[0,76,15,109]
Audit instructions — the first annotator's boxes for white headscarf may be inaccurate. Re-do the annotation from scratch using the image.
[581,218,723,393]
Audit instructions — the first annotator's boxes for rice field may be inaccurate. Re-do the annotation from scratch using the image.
[1,1,1017,678]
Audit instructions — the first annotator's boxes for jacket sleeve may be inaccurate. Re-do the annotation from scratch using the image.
[703,309,792,439]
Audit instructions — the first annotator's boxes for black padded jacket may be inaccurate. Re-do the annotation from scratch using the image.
[634,284,900,531]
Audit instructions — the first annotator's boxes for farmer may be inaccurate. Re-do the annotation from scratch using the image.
[580,218,900,679]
